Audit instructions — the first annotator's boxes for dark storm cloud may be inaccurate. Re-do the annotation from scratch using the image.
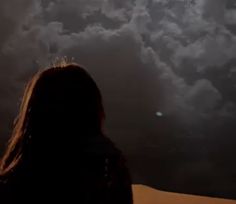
[0,0,33,47]
[0,0,40,148]
[0,0,236,198]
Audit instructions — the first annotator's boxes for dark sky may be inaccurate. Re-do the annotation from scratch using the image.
[0,0,236,199]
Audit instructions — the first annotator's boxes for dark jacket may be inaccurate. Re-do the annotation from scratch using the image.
[0,134,133,204]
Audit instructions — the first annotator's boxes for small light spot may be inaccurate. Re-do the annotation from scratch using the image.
[156,112,163,117]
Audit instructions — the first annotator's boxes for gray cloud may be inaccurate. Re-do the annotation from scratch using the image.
[0,0,34,47]
[0,0,39,148]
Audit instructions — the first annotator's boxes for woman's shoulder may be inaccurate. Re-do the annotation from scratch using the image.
[81,134,122,157]
[78,134,128,176]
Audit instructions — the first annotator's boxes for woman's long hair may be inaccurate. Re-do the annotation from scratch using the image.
[0,63,105,177]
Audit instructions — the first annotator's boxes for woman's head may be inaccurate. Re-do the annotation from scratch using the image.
[30,64,104,133]
[0,63,105,175]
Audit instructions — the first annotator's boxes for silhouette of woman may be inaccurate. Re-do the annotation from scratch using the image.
[0,63,133,203]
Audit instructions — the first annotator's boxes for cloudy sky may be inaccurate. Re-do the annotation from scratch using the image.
[0,0,236,199]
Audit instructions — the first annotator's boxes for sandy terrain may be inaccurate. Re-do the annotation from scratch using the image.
[132,185,236,204]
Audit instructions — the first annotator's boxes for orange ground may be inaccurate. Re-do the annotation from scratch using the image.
[132,185,236,204]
